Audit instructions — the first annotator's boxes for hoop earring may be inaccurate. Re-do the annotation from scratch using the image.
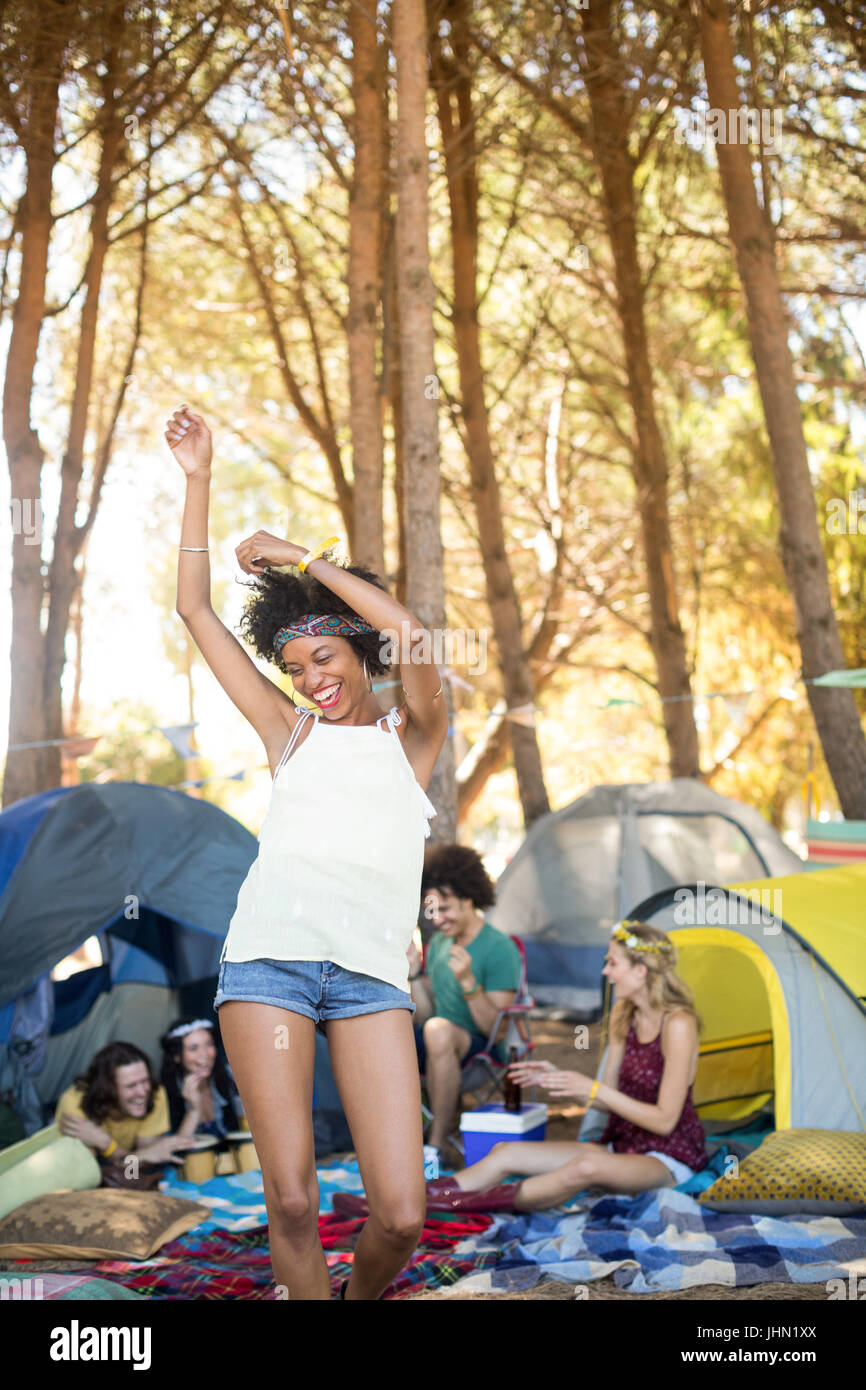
[362,656,372,692]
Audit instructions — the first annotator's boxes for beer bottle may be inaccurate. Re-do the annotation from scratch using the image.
[503,1046,521,1113]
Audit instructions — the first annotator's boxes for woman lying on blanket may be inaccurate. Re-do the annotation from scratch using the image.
[56,1041,196,1188]
[336,921,708,1217]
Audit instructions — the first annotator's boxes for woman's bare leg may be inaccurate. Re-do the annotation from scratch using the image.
[510,1147,677,1212]
[326,1009,426,1300]
[455,1140,587,1190]
[217,1002,330,1299]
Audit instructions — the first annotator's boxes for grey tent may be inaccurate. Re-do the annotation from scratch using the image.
[487,780,805,1012]
[0,783,349,1149]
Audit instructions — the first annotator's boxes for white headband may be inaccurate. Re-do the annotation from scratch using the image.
[167,1019,214,1040]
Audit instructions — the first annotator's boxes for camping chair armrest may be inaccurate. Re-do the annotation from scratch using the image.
[481,1003,533,1056]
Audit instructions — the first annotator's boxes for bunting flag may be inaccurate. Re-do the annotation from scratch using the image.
[808,668,866,688]
[158,724,199,760]
[441,666,475,694]
[58,736,102,759]
[722,695,750,731]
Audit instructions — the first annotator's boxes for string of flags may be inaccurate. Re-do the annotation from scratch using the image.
[7,722,252,789]
[178,769,246,791]
[6,668,864,779]
[8,722,200,759]
[499,667,866,727]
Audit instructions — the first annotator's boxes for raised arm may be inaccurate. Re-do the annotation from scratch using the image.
[166,407,299,763]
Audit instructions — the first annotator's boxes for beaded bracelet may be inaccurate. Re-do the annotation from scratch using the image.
[298,535,340,573]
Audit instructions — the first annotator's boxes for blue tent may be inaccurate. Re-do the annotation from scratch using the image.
[0,783,348,1147]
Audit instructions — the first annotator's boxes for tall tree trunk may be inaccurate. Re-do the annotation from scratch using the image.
[392,0,457,840]
[383,207,408,606]
[43,34,125,787]
[697,0,866,818]
[430,0,551,827]
[348,0,386,575]
[581,0,701,779]
[2,24,68,807]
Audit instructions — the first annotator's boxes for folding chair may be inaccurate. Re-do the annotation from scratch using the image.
[419,934,537,1158]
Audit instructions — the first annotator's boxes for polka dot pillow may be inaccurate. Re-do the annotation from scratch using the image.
[698,1128,866,1215]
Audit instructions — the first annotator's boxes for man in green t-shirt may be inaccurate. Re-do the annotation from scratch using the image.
[408,844,521,1161]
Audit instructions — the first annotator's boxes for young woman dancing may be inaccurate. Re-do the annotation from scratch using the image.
[166,405,448,1299]
[336,920,707,1217]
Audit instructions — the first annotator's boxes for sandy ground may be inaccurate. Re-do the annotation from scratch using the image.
[401,1015,828,1301]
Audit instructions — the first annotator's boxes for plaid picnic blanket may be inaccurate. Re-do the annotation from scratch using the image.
[435,1187,866,1295]
[25,1157,485,1299]
[84,1213,496,1300]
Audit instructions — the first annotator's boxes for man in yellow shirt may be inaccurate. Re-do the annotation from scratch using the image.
[56,1040,194,1173]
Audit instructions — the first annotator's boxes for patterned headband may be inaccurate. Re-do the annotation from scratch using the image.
[273,613,377,654]
[611,922,673,956]
[166,1019,214,1040]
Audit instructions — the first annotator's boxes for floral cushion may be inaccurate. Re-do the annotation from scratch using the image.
[0,1188,210,1260]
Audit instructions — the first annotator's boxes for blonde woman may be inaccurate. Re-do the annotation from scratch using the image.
[337,921,707,1216]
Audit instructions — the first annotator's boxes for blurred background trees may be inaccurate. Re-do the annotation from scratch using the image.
[2,0,864,852]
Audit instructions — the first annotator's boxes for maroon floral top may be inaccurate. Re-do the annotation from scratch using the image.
[597,1016,707,1171]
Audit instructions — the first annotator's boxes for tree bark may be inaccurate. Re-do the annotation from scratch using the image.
[697,0,866,818]
[2,21,68,807]
[430,0,551,827]
[392,0,457,840]
[383,206,408,605]
[581,0,701,779]
[43,34,125,787]
[348,0,386,575]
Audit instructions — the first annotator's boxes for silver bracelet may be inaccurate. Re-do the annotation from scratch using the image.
[180,546,209,552]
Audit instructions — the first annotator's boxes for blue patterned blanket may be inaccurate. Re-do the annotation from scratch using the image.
[157,1156,366,1233]
[436,1185,866,1294]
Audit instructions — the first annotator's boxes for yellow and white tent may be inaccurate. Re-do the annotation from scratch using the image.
[584,863,865,1135]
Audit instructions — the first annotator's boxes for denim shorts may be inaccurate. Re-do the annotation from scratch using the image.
[213,957,416,1037]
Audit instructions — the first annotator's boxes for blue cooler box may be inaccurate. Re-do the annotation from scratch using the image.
[459,1103,548,1165]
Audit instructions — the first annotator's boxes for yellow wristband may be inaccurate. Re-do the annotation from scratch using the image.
[102,1138,118,1158]
[587,1080,600,1107]
[462,982,482,999]
[298,536,340,573]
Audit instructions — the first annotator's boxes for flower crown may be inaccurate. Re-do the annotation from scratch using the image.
[611,921,673,956]
[166,1019,214,1041]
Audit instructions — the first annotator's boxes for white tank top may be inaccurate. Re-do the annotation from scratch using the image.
[220,705,437,991]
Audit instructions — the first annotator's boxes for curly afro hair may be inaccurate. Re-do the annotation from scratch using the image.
[236,553,392,677]
[421,843,496,909]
